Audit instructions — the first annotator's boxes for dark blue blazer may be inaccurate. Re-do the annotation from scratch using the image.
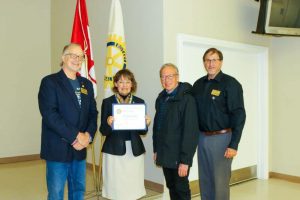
[100,95,147,156]
[38,70,98,162]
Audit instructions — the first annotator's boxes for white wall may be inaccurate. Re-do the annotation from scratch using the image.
[270,37,300,177]
[0,0,50,157]
[163,0,271,63]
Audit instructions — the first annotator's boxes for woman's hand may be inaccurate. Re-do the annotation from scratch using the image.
[107,116,114,127]
[145,115,151,126]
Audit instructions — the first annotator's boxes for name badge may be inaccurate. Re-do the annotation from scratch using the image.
[81,88,88,95]
[211,89,221,96]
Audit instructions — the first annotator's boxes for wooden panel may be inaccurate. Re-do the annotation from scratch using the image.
[230,165,257,185]
[0,154,40,164]
[144,180,164,193]
[269,172,300,184]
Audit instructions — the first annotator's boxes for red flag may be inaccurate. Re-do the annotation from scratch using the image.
[71,0,97,97]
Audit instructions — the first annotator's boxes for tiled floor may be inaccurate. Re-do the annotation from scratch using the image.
[228,178,300,200]
[0,160,161,200]
[0,160,300,200]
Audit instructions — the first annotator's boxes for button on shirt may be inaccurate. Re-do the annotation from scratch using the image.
[192,71,246,150]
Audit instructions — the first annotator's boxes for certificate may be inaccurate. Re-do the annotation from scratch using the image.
[112,104,146,130]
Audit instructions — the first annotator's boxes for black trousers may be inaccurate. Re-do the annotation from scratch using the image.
[163,167,191,200]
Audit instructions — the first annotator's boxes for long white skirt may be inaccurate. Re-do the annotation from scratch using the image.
[102,141,146,200]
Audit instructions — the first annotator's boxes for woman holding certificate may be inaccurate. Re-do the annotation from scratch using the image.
[100,69,151,200]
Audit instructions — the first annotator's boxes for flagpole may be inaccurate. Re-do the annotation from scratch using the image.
[90,136,100,194]
[97,135,105,191]
[82,55,101,200]
[84,53,98,193]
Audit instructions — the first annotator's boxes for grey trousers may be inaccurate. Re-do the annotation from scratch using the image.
[197,132,232,200]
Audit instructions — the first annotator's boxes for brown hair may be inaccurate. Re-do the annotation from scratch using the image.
[202,48,223,62]
[112,69,137,93]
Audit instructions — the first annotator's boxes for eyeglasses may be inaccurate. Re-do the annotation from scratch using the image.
[65,53,85,62]
[117,80,132,85]
[204,59,220,64]
[160,74,178,81]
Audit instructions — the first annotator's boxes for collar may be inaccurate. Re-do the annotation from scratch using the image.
[205,71,223,83]
[115,93,133,104]
[164,85,179,96]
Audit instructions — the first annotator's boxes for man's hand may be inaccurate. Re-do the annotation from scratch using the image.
[153,153,157,162]
[76,132,90,147]
[178,163,189,177]
[73,141,85,151]
[224,148,237,159]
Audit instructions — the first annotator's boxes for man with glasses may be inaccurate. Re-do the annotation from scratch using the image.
[153,63,199,200]
[192,48,246,200]
[38,43,98,200]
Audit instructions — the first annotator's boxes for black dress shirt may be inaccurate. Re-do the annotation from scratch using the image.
[192,71,246,150]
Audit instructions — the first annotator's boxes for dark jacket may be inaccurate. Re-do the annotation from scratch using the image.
[100,95,147,156]
[38,70,98,162]
[153,82,199,169]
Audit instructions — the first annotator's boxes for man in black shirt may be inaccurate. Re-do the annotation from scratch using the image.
[192,48,246,200]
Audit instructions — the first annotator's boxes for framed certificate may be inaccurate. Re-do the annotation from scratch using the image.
[112,103,146,130]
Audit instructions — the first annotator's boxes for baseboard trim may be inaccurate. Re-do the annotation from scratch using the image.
[269,172,300,184]
[230,165,257,185]
[144,180,164,193]
[86,163,164,193]
[0,154,40,164]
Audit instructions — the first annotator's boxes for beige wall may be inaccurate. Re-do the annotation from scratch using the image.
[270,37,300,177]
[51,0,76,72]
[0,0,50,157]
